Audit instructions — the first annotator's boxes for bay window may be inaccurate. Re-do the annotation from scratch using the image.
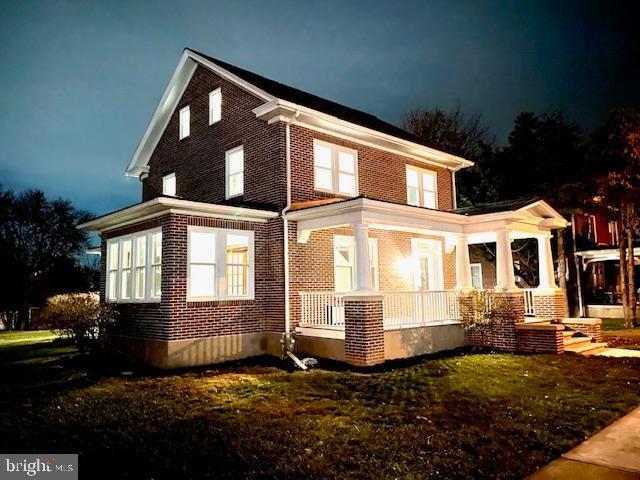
[313,140,358,196]
[406,165,437,209]
[105,228,162,302]
[187,227,254,300]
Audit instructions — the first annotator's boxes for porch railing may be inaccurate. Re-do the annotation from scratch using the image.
[523,288,536,316]
[298,290,461,329]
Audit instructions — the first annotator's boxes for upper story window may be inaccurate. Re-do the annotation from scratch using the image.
[209,88,222,125]
[106,228,162,303]
[179,106,190,139]
[588,215,598,244]
[187,226,254,301]
[313,140,358,197]
[225,145,244,198]
[608,221,619,245]
[162,173,176,196]
[406,165,437,209]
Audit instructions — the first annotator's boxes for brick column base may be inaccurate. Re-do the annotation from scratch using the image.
[532,290,567,320]
[344,294,384,367]
[562,318,602,342]
[463,291,525,351]
[516,323,565,354]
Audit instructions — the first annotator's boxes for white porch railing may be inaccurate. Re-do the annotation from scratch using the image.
[523,288,536,316]
[299,290,461,329]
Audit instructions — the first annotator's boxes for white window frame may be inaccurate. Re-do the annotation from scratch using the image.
[333,235,379,292]
[225,145,244,199]
[411,238,444,291]
[313,139,358,197]
[470,262,484,290]
[162,172,176,197]
[179,105,190,140]
[187,226,255,301]
[105,228,162,303]
[209,88,222,125]
[406,165,438,209]
[608,220,619,245]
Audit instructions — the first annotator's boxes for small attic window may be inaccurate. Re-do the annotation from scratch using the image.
[209,88,221,125]
[179,106,190,139]
[162,173,176,196]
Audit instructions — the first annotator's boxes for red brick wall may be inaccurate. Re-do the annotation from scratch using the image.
[463,292,525,351]
[517,327,564,354]
[344,296,385,366]
[142,65,287,210]
[102,213,285,341]
[289,125,455,210]
[563,320,602,342]
[532,291,567,320]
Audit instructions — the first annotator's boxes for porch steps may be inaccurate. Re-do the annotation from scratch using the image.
[561,327,609,356]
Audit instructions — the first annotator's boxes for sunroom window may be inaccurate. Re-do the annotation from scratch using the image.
[106,228,162,302]
[187,227,254,300]
[406,165,437,209]
[313,140,357,196]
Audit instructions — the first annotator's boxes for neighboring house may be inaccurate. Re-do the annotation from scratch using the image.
[572,212,640,319]
[80,48,571,368]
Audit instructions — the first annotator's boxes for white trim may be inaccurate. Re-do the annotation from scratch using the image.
[225,145,244,199]
[405,164,438,209]
[470,262,483,290]
[209,87,222,125]
[313,139,358,197]
[179,105,190,140]
[411,238,444,291]
[186,226,255,302]
[78,197,278,233]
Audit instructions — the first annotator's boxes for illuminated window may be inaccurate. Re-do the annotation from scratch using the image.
[187,227,254,300]
[106,228,162,303]
[333,235,378,292]
[209,88,221,124]
[162,173,176,196]
[406,165,437,209]
[179,105,190,139]
[313,140,357,196]
[225,145,244,198]
[608,221,619,245]
[470,263,483,290]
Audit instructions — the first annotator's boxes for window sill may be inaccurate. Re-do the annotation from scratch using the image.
[186,296,255,306]
[313,189,358,199]
[105,298,161,304]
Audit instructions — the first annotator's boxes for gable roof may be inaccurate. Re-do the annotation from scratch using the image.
[125,49,472,177]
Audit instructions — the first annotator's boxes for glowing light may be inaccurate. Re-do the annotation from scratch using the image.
[396,256,417,279]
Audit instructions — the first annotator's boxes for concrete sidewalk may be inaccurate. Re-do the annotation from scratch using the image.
[528,406,640,479]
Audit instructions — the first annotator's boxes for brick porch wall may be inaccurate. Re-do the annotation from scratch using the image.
[516,324,565,354]
[531,290,568,320]
[463,292,525,351]
[344,295,385,367]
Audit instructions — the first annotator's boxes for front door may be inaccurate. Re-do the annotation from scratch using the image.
[412,238,444,291]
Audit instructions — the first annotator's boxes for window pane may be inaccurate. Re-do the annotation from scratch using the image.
[108,271,117,301]
[227,148,244,174]
[314,167,332,190]
[338,151,355,173]
[227,234,249,297]
[209,89,221,124]
[407,187,420,206]
[338,173,355,195]
[162,174,176,196]
[135,236,146,267]
[179,106,190,139]
[189,264,216,297]
[423,191,436,209]
[335,246,353,267]
[190,231,216,263]
[122,240,132,268]
[335,266,353,292]
[108,242,119,270]
[121,269,131,299]
[314,144,332,168]
[422,172,435,191]
[135,268,145,299]
[152,233,162,264]
[151,265,161,297]
[406,169,419,188]
[228,172,243,197]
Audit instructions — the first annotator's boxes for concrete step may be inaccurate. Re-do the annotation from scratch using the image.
[580,345,609,356]
[563,336,593,347]
[565,342,608,356]
[562,330,577,337]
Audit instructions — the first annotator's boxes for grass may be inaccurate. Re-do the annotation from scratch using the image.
[1,333,640,479]
[600,318,640,349]
[0,329,60,346]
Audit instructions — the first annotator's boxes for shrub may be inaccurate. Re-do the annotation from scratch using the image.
[460,289,510,332]
[46,293,117,353]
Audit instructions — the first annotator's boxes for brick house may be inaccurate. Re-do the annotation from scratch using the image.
[80,48,575,368]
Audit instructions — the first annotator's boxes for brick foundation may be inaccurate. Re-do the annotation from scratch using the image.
[344,295,385,367]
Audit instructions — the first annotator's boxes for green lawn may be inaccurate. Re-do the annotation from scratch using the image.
[0,329,60,346]
[600,318,640,349]
[1,333,640,479]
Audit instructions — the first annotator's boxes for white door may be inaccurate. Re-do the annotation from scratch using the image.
[412,238,444,291]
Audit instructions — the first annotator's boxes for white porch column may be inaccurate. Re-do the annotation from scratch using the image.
[455,234,473,291]
[537,234,557,290]
[354,223,373,292]
[495,229,517,291]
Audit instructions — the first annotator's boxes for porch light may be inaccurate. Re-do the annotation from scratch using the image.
[396,256,417,279]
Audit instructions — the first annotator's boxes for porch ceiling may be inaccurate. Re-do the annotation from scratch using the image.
[285,197,568,244]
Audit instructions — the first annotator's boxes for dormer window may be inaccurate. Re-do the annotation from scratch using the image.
[179,106,190,139]
[162,173,176,196]
[209,88,222,125]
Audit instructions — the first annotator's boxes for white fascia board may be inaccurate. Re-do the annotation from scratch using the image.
[78,197,278,233]
[125,50,276,177]
[253,100,474,172]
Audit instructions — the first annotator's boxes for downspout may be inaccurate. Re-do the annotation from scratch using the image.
[451,170,458,209]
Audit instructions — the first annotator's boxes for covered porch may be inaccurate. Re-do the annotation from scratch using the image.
[285,197,569,365]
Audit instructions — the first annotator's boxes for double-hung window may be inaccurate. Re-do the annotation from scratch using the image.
[179,106,190,139]
[162,173,176,196]
[187,227,254,300]
[313,140,358,196]
[406,165,437,209]
[470,263,483,290]
[209,88,222,124]
[225,145,244,198]
[333,235,379,292]
[106,228,162,302]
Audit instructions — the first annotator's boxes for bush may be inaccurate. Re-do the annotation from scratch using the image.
[461,289,510,332]
[46,293,117,353]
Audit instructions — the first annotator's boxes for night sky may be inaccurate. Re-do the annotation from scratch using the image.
[1,0,638,216]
